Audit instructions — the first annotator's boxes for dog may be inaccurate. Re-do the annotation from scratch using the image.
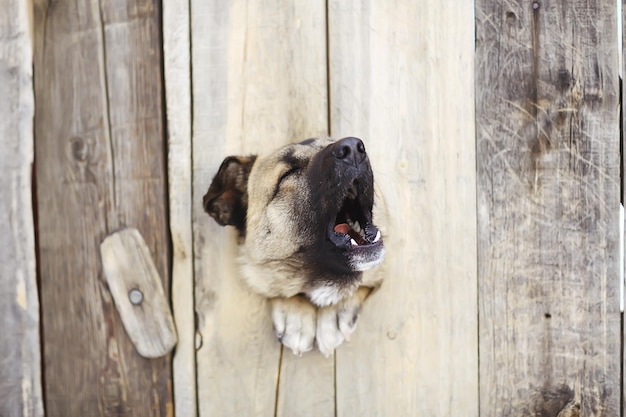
[203,137,386,356]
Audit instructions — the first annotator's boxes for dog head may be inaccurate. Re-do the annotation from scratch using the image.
[203,137,385,304]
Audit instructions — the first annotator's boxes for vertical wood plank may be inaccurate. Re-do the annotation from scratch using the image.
[476,1,620,415]
[34,0,173,414]
[0,0,43,416]
[329,1,478,416]
[622,2,626,415]
[162,0,196,414]
[191,1,329,415]
[269,5,334,415]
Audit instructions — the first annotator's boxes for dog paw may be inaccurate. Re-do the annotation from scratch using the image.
[315,297,362,357]
[270,296,317,356]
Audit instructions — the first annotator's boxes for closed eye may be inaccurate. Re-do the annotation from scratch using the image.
[279,166,301,184]
[272,166,301,200]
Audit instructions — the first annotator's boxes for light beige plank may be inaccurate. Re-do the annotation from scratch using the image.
[0,0,43,415]
[276,351,335,417]
[191,1,329,415]
[329,1,478,415]
[265,3,335,416]
[162,0,196,413]
[477,1,620,415]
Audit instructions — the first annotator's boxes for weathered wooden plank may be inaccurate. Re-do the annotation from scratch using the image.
[34,0,173,414]
[0,0,43,416]
[162,0,196,413]
[328,1,478,415]
[476,1,620,415]
[191,1,329,415]
[622,4,626,415]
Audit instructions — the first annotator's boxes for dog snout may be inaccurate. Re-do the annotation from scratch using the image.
[332,137,367,168]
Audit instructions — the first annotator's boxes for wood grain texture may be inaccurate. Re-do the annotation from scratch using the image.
[328,1,478,415]
[33,0,173,414]
[190,1,329,415]
[275,351,335,417]
[162,0,196,413]
[476,1,620,415]
[101,228,177,358]
[0,0,43,416]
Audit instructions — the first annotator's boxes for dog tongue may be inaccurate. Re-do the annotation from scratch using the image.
[334,223,351,235]
[334,223,366,245]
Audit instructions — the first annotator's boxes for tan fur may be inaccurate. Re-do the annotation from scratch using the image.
[204,137,386,355]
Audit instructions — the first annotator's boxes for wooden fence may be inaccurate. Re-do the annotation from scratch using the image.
[0,0,622,416]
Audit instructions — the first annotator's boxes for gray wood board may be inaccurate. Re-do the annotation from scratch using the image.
[0,0,43,415]
[476,1,621,415]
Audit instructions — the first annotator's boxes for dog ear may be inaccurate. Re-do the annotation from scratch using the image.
[203,155,257,233]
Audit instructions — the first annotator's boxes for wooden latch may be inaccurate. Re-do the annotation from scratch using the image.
[100,227,177,358]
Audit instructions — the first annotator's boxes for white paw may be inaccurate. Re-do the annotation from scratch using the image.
[315,299,362,357]
[270,296,317,356]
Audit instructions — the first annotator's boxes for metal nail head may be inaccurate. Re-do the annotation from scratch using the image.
[129,288,144,305]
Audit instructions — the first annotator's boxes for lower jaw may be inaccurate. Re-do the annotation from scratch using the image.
[347,246,385,272]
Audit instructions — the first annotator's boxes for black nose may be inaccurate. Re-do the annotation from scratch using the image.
[332,137,367,167]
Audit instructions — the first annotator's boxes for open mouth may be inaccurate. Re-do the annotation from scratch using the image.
[328,196,382,250]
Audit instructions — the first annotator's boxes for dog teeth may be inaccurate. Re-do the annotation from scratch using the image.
[350,238,358,247]
[347,219,362,233]
[373,230,381,243]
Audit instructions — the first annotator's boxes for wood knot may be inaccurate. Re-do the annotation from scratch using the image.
[526,384,577,417]
[505,11,517,25]
[70,136,88,162]
[556,401,580,417]
[557,69,572,91]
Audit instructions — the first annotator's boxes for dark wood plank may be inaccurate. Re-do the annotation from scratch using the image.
[33,0,172,414]
[476,1,620,415]
[0,0,43,416]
